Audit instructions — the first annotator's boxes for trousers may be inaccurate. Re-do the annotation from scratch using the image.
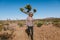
[27,26,33,40]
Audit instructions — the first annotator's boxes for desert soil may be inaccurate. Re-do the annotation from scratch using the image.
[11,24,60,40]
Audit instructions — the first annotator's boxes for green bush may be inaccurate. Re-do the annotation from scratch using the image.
[18,23,23,27]
[37,22,43,27]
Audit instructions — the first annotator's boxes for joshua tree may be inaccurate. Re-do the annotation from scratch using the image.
[20,4,37,15]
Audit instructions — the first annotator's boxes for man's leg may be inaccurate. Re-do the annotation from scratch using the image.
[30,27,33,40]
[28,27,30,36]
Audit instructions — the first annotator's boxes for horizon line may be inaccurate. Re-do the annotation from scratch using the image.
[0,17,60,20]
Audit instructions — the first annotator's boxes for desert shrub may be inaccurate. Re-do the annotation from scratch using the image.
[34,22,37,25]
[0,21,3,24]
[1,30,13,40]
[0,24,3,31]
[18,23,23,27]
[53,22,60,27]
[37,22,43,27]
[52,20,60,27]
[44,21,53,25]
[5,23,9,26]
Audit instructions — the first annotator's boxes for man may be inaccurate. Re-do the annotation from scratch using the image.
[26,12,33,40]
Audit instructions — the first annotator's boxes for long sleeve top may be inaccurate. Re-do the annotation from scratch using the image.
[26,16,33,27]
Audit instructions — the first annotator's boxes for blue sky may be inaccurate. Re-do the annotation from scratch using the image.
[0,0,60,20]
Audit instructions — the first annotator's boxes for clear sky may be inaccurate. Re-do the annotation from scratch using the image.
[0,0,60,20]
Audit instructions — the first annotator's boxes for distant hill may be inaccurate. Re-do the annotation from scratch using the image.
[34,17,60,22]
[0,17,60,24]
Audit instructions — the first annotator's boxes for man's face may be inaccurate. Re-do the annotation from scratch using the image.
[29,13,33,17]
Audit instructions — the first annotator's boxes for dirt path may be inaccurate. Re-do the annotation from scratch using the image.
[11,26,29,40]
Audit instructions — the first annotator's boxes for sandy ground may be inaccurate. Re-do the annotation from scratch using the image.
[0,24,60,40]
[11,24,60,40]
[34,24,60,40]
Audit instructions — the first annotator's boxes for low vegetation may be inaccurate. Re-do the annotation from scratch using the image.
[37,22,43,27]
[52,20,60,27]
[0,25,3,31]
[18,23,23,27]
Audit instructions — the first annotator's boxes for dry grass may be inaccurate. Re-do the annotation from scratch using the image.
[8,24,60,40]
